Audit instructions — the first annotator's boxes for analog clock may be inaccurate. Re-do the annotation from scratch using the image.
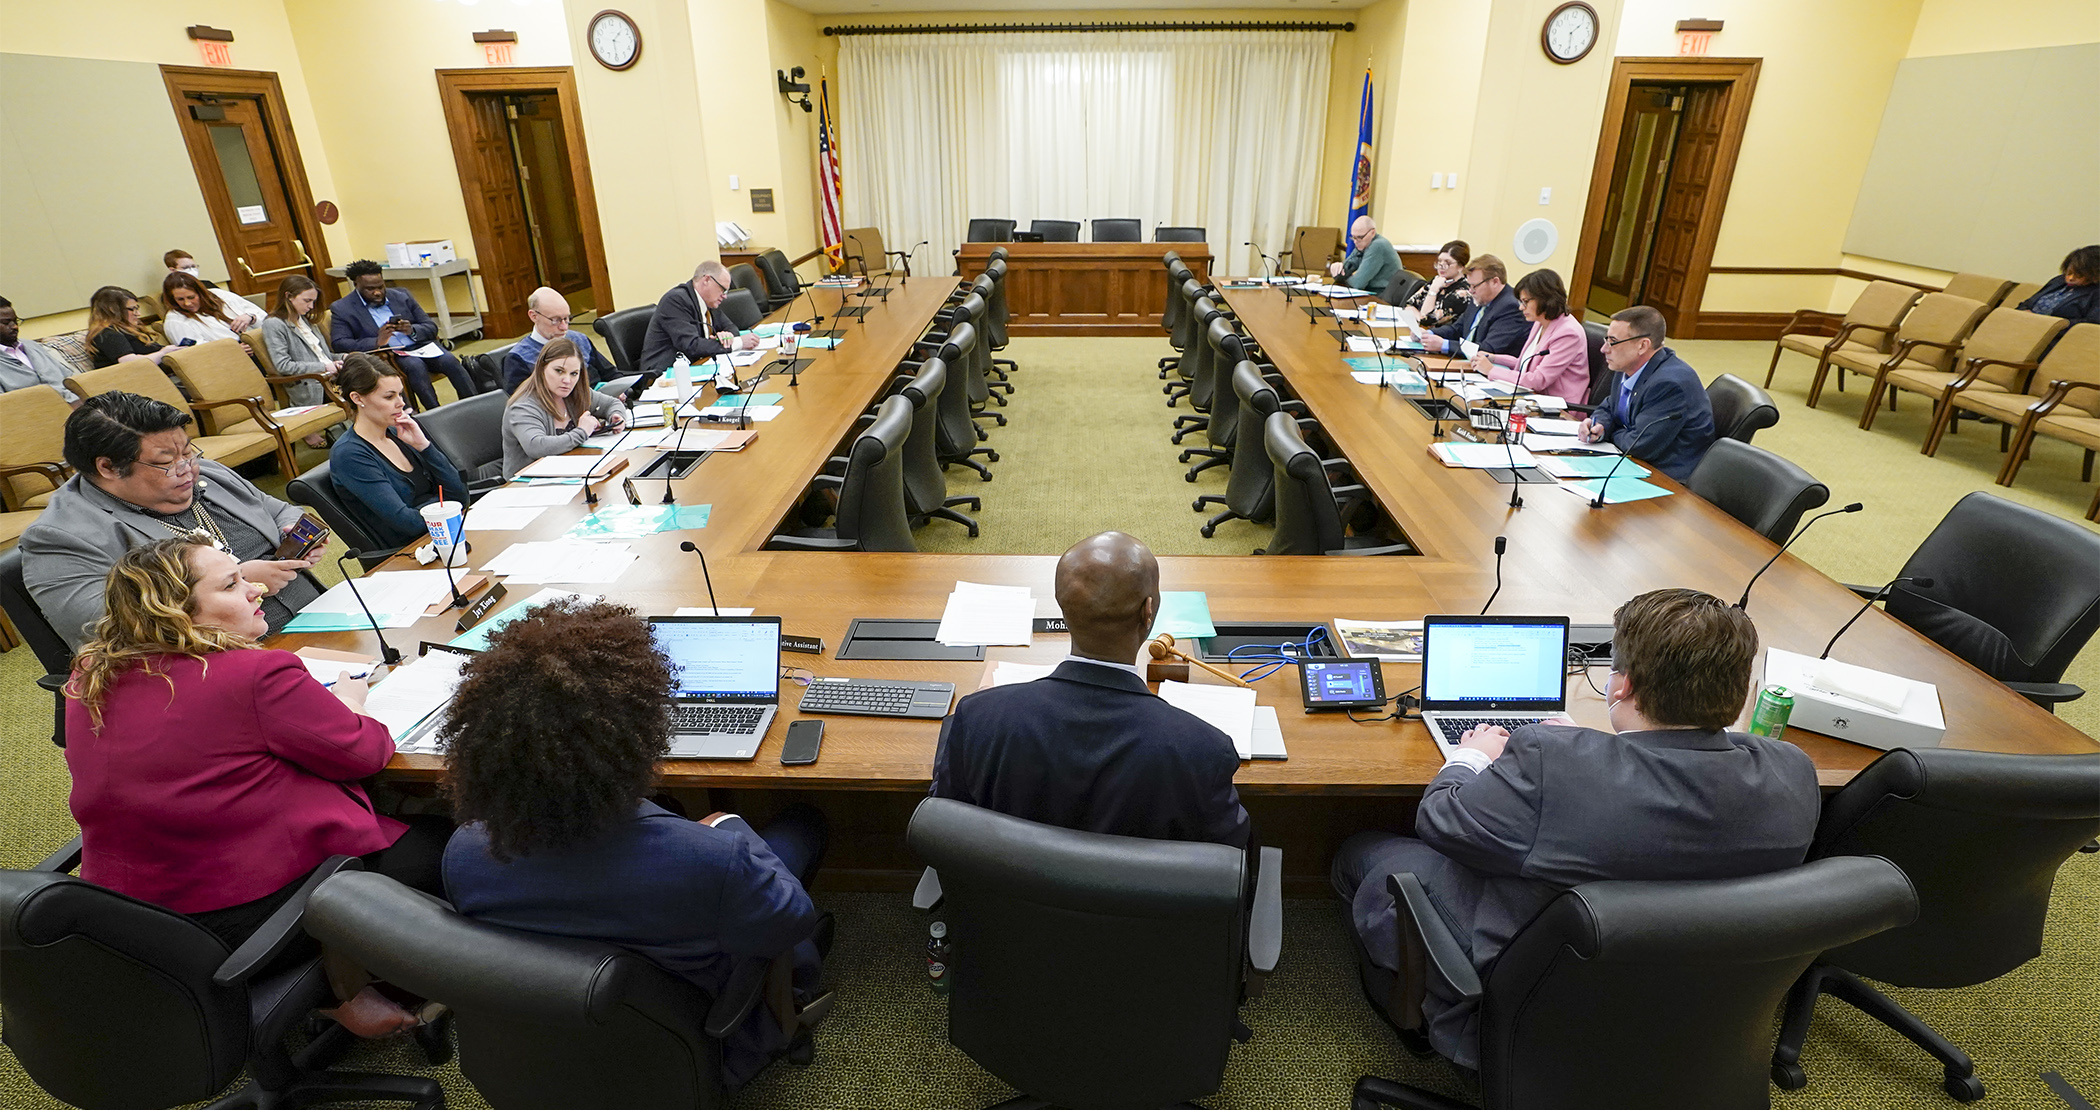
[588,10,642,71]
[1542,2,1599,65]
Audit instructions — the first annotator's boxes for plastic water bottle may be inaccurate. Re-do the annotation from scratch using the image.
[926,921,951,996]
[671,353,693,405]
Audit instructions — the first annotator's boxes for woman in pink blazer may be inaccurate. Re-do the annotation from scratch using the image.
[1472,268,1592,406]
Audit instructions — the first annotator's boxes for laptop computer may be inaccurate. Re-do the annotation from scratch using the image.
[649,615,781,760]
[1419,615,1572,753]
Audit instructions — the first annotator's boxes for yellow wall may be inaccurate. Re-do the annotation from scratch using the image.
[765,0,829,263]
[1368,0,1494,253]
[1907,0,2100,57]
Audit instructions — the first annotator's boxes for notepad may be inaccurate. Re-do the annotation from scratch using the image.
[1157,681,1258,758]
[365,651,471,747]
[936,582,1037,646]
[1429,442,1540,469]
[1560,475,1673,504]
[1148,591,1217,639]
[1533,455,1649,480]
[517,453,612,479]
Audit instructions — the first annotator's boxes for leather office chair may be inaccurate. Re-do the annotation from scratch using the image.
[718,288,764,333]
[1179,317,1252,480]
[1030,219,1080,242]
[0,546,72,747]
[727,263,768,310]
[1355,856,1917,1110]
[957,277,1010,410]
[1263,413,1411,556]
[906,797,1281,1110]
[965,218,1016,243]
[1155,226,1206,243]
[1771,748,2100,1103]
[1382,270,1426,309]
[1194,361,1308,537]
[1170,296,1228,431]
[755,249,803,311]
[469,341,516,395]
[920,291,1005,429]
[1160,265,1199,377]
[0,846,442,1110]
[415,390,507,490]
[893,358,980,537]
[1866,492,2100,711]
[1705,373,1780,443]
[1091,218,1142,243]
[1684,438,1830,544]
[1278,225,1342,276]
[768,394,916,552]
[841,227,893,277]
[592,304,655,380]
[1582,321,1612,409]
[922,324,998,482]
[286,460,390,569]
[982,257,1018,383]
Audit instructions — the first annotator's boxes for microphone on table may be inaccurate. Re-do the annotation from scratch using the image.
[1480,536,1507,615]
[1821,576,1933,659]
[1245,241,1278,282]
[1410,355,1452,440]
[334,548,405,666]
[1587,446,1635,509]
[678,540,724,616]
[900,240,928,285]
[1500,405,1526,509]
[621,370,662,408]
[578,420,638,509]
[1735,502,1865,610]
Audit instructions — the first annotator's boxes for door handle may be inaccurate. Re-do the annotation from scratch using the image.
[237,239,315,279]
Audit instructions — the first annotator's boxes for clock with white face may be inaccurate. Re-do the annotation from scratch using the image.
[588,10,642,71]
[1542,2,1599,65]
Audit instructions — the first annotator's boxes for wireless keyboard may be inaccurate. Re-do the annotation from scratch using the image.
[797,678,955,719]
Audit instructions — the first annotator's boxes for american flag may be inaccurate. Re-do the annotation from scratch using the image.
[818,77,845,271]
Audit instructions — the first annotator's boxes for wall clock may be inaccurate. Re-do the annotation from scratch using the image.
[588,10,642,71]
[1542,2,1599,65]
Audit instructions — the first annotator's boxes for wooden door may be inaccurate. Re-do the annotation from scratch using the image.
[508,96,592,299]
[1641,83,1728,334]
[1588,86,1682,310]
[461,92,539,336]
[167,80,325,304]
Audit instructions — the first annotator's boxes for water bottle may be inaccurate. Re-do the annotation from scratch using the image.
[671,353,694,405]
[926,921,951,996]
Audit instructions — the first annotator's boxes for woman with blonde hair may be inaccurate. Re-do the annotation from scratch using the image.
[158,269,265,349]
[64,536,451,1036]
[501,333,627,478]
[260,273,344,410]
[84,285,179,368]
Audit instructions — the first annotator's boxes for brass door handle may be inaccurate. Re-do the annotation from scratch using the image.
[237,240,314,279]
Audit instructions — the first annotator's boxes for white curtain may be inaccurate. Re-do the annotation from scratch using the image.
[840,31,1334,278]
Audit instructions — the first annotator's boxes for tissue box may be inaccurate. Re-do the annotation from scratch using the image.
[1762,648,1946,751]
[384,240,455,268]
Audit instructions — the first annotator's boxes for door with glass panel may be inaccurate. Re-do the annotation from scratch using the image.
[163,67,331,305]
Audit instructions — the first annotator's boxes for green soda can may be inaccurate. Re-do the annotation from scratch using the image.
[1749,685,1794,740]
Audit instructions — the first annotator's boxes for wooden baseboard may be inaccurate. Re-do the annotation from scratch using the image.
[1693,312,1793,341]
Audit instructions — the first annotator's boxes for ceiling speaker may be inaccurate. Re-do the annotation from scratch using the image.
[1514,218,1559,264]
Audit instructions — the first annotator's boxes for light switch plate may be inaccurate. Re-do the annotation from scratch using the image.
[1539,187,1552,204]
[730,174,740,190]
[1431,172,1444,189]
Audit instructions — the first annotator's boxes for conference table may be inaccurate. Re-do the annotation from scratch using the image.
[283,262,2096,893]
[956,242,1209,336]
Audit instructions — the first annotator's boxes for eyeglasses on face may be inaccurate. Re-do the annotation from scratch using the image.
[137,443,205,478]
[1603,333,1658,348]
[532,308,573,325]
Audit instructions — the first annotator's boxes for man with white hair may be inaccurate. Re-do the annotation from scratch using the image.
[501,286,617,391]
[1329,216,1401,299]
[638,260,761,377]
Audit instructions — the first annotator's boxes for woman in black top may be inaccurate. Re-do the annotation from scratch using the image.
[85,286,179,369]
[1403,241,1474,329]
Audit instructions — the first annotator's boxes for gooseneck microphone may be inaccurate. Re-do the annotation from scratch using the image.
[1735,502,1865,610]
[1411,355,1451,440]
[678,540,723,616]
[1821,576,1933,659]
[1588,448,1634,509]
[334,548,403,666]
[1245,241,1279,282]
[1480,536,1507,615]
[578,421,637,509]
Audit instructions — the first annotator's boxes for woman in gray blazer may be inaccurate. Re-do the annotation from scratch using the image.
[502,334,629,478]
[259,275,343,411]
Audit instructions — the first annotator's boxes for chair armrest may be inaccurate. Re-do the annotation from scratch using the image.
[1278,400,1309,414]
[811,475,844,491]
[912,866,943,911]
[1325,542,1414,557]
[1389,872,1482,1006]
[0,461,70,512]
[1247,845,1282,977]
[1827,320,1892,348]
[35,835,84,874]
[1880,336,1962,370]
[2006,682,2083,708]
[266,373,344,405]
[1962,357,2043,393]
[192,394,282,433]
[1782,308,1842,338]
[765,535,858,551]
[213,855,364,986]
[703,957,769,1039]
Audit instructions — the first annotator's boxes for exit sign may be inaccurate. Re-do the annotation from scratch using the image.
[1678,31,1714,55]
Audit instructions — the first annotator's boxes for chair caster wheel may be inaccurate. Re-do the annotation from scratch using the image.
[986,451,999,462]
[1192,499,1206,512]
[1172,432,1187,445]
[1943,1071,1984,1102]
[1201,525,1216,538]
[967,526,980,538]
[1184,472,1198,483]
[1178,451,1194,463]
[1770,1062,1805,1090]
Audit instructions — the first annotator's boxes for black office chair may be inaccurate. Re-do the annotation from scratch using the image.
[0,845,442,1110]
[1169,294,1227,423]
[287,460,390,569]
[415,390,508,491]
[1160,267,1199,377]
[467,341,516,395]
[1160,257,1189,345]
[893,358,980,537]
[306,868,785,1110]
[767,394,916,552]
[1683,438,1830,544]
[965,219,1016,243]
[1581,321,1612,409]
[718,287,764,333]
[982,257,1018,383]
[1382,269,1427,308]
[1179,317,1252,480]
[592,305,655,380]
[1194,361,1309,538]
[1354,856,1918,1110]
[727,263,769,310]
[1030,219,1080,242]
[1869,491,2100,711]
[0,545,72,747]
[1091,218,1142,243]
[919,323,998,483]
[1155,226,1206,243]
[959,278,1011,411]
[754,249,803,311]
[1707,373,1780,443]
[1264,413,1411,556]
[918,291,1006,428]
[1771,748,2100,1103]
[906,797,1281,1110]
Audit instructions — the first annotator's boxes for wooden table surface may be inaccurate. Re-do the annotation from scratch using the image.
[957,241,1211,337]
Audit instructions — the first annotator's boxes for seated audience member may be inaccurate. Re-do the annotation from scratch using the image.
[158,271,264,349]
[1577,305,1717,480]
[502,335,628,478]
[64,537,451,1035]
[328,259,477,409]
[442,598,831,1086]
[330,354,469,549]
[1421,255,1527,358]
[931,531,1250,846]
[22,392,322,649]
[639,260,762,375]
[1402,240,1473,330]
[502,286,616,392]
[1330,589,1819,1072]
[259,274,345,410]
[85,286,179,368]
[2017,244,2100,330]
[1470,268,1589,405]
[163,249,218,288]
[1329,216,1401,299]
[0,295,80,404]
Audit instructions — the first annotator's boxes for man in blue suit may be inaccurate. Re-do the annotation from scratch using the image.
[1421,254,1527,359]
[1578,305,1717,481]
[329,259,479,410]
[931,531,1250,847]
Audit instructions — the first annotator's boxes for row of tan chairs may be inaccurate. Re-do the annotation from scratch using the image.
[1765,274,2099,522]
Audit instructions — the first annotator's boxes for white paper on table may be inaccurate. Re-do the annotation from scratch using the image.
[1523,434,1619,455]
[1157,681,1258,759]
[365,651,471,747]
[472,484,579,508]
[517,454,610,478]
[463,506,548,531]
[1426,371,1490,386]
[680,401,784,422]
[300,656,374,684]
[936,581,1037,646]
[673,606,757,616]
[1526,417,1582,436]
[1353,370,1423,386]
[1431,442,1540,469]
[1345,336,1396,352]
[1250,706,1288,760]
[989,661,1056,686]
[660,428,755,452]
[637,383,682,402]
[398,341,444,358]
[729,349,767,367]
[481,541,637,584]
[584,428,670,450]
[305,570,456,620]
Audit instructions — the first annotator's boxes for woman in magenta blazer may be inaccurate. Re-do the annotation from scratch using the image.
[1472,268,1591,406]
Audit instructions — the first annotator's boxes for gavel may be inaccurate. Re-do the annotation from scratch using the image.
[1147,633,1252,688]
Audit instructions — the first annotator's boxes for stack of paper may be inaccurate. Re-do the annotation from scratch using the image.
[473,484,579,509]
[682,398,784,422]
[1534,455,1647,481]
[1430,442,1539,470]
[1249,706,1288,760]
[935,581,1037,646]
[365,650,471,747]
[481,541,638,584]
[1559,475,1673,504]
[287,570,462,631]
[517,454,612,479]
[986,660,1056,687]
[449,588,593,651]
[294,647,376,685]
[463,505,549,531]
[1158,681,1258,758]
[1148,592,1218,639]
[583,428,671,450]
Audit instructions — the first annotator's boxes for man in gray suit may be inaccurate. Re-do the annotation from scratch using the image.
[1330,589,1819,1072]
[22,392,321,649]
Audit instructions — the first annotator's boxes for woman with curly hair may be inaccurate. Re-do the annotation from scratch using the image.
[63,536,451,1036]
[441,598,831,1087]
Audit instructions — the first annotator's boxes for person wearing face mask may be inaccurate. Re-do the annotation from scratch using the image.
[163,249,219,289]
[1328,589,1819,1074]
[639,260,763,377]
[501,334,628,479]
[23,392,324,650]
[329,354,469,549]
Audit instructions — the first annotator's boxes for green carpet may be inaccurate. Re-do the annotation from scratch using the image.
[2,337,2095,1109]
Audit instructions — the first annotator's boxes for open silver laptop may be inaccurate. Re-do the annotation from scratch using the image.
[1419,616,1571,753]
[649,615,780,760]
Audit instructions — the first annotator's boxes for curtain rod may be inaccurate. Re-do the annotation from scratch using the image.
[824,20,1353,36]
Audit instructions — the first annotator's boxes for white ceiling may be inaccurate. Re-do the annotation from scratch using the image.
[781,0,1370,17]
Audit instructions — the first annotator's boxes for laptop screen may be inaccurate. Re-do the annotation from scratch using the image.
[650,617,780,703]
[1420,617,1570,712]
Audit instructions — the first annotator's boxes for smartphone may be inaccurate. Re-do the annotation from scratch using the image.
[176,337,198,347]
[274,514,329,560]
[780,719,823,765]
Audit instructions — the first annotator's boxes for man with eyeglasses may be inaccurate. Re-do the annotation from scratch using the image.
[501,286,618,392]
[1576,305,1716,481]
[639,260,762,380]
[1329,216,1401,300]
[23,392,324,650]
[1421,254,1527,359]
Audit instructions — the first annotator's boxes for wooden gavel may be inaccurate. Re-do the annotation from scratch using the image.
[1147,633,1252,688]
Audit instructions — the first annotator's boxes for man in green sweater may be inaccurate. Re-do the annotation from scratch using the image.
[1330,216,1401,298]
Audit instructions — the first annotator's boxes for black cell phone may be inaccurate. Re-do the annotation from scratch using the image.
[176,337,198,347]
[274,514,329,560]
[780,719,823,765]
